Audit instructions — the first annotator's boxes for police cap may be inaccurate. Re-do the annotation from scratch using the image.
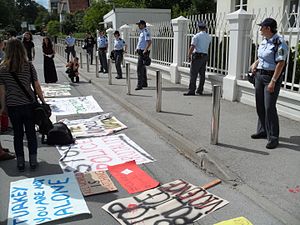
[257,18,277,29]
[136,20,146,25]
[198,21,207,28]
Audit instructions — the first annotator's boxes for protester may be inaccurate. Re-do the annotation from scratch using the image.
[22,31,35,62]
[0,39,46,171]
[42,37,58,83]
[184,21,211,96]
[135,20,152,90]
[84,32,95,65]
[97,30,108,73]
[113,31,126,79]
[250,18,288,149]
[66,57,80,83]
[65,32,76,62]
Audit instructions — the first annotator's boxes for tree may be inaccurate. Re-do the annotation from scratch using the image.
[34,5,50,32]
[47,20,60,36]
[0,0,18,30]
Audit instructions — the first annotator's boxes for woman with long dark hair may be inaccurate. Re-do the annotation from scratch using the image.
[0,39,46,171]
[23,31,35,62]
[43,37,58,83]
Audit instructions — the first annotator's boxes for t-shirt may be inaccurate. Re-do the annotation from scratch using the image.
[84,37,95,48]
[23,41,35,61]
[0,62,37,106]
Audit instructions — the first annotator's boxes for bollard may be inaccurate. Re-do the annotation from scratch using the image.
[211,85,221,145]
[126,63,131,95]
[80,52,83,69]
[108,58,112,85]
[95,55,99,78]
[156,70,162,112]
[86,53,90,72]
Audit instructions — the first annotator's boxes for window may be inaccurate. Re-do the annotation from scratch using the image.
[234,0,247,11]
[289,0,300,27]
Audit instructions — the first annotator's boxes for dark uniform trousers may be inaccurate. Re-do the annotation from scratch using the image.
[86,47,94,65]
[188,53,208,93]
[98,48,108,72]
[137,50,148,88]
[66,46,76,62]
[255,73,282,142]
[115,50,123,78]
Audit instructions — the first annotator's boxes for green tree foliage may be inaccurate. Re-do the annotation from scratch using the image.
[0,0,18,30]
[34,5,50,32]
[47,20,60,36]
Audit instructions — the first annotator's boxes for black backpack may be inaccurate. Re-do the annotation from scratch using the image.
[46,122,75,146]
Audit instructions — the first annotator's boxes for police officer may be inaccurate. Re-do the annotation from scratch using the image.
[84,32,95,65]
[113,30,126,79]
[135,20,152,90]
[184,22,211,96]
[250,18,288,149]
[97,30,108,73]
[65,32,76,62]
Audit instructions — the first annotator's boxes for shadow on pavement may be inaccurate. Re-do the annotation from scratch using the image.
[85,191,119,204]
[218,143,270,155]
[129,94,153,97]
[279,136,300,152]
[160,111,193,117]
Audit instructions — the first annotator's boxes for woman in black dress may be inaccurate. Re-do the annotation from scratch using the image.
[42,37,58,83]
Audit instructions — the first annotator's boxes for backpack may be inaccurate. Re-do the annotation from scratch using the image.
[46,122,75,146]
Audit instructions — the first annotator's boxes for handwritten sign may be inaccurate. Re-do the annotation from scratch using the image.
[46,96,103,116]
[60,113,127,138]
[58,134,155,173]
[102,179,229,225]
[214,217,253,225]
[7,172,90,225]
[75,171,117,196]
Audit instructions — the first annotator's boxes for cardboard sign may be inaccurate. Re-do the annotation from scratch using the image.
[108,161,159,194]
[7,172,90,225]
[214,217,253,225]
[102,179,229,225]
[75,171,117,196]
[60,113,127,138]
[46,96,103,116]
[57,134,155,173]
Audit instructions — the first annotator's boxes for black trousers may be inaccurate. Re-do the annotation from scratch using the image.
[86,47,93,65]
[7,104,37,158]
[98,49,108,72]
[115,50,123,78]
[137,50,148,87]
[66,46,76,62]
[188,53,208,93]
[255,74,282,142]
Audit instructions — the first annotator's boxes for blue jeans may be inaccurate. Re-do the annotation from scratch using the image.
[7,104,37,157]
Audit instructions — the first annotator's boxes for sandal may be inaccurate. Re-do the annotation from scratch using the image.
[0,152,16,161]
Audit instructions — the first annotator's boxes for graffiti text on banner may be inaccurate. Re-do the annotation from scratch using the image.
[58,134,155,173]
[7,172,90,225]
[102,179,229,225]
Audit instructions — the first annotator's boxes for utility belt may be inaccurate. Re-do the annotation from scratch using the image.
[137,49,150,56]
[193,52,207,59]
[98,47,107,51]
[114,49,124,53]
[256,69,274,76]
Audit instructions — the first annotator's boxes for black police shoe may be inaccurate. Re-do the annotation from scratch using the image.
[183,92,195,96]
[251,133,267,139]
[115,76,123,79]
[266,140,279,149]
[135,86,143,90]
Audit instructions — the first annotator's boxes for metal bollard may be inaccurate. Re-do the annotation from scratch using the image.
[211,85,221,145]
[79,52,83,69]
[156,70,162,112]
[108,58,112,85]
[86,53,90,72]
[95,55,99,78]
[126,63,131,95]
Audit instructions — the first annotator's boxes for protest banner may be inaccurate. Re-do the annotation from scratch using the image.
[102,179,229,225]
[7,172,90,225]
[60,113,127,138]
[75,171,117,196]
[214,217,253,225]
[58,134,155,173]
[108,160,159,194]
[46,96,103,116]
[43,90,71,97]
[41,83,71,90]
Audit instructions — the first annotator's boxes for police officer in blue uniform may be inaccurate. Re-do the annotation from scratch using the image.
[251,18,288,149]
[97,30,108,73]
[184,21,212,96]
[135,20,152,90]
[113,30,126,79]
[65,32,76,62]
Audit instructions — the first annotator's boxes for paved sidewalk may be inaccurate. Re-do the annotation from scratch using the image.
[57,52,300,224]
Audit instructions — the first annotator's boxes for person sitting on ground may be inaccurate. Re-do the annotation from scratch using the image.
[66,57,80,83]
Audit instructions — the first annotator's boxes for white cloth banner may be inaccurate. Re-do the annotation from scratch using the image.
[41,84,72,97]
[7,173,90,225]
[46,96,103,115]
[57,134,155,173]
[102,179,229,225]
[60,113,127,138]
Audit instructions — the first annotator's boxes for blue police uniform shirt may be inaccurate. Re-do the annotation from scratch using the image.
[191,31,212,54]
[136,28,151,50]
[97,36,108,48]
[65,36,75,46]
[114,38,126,50]
[257,33,288,70]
